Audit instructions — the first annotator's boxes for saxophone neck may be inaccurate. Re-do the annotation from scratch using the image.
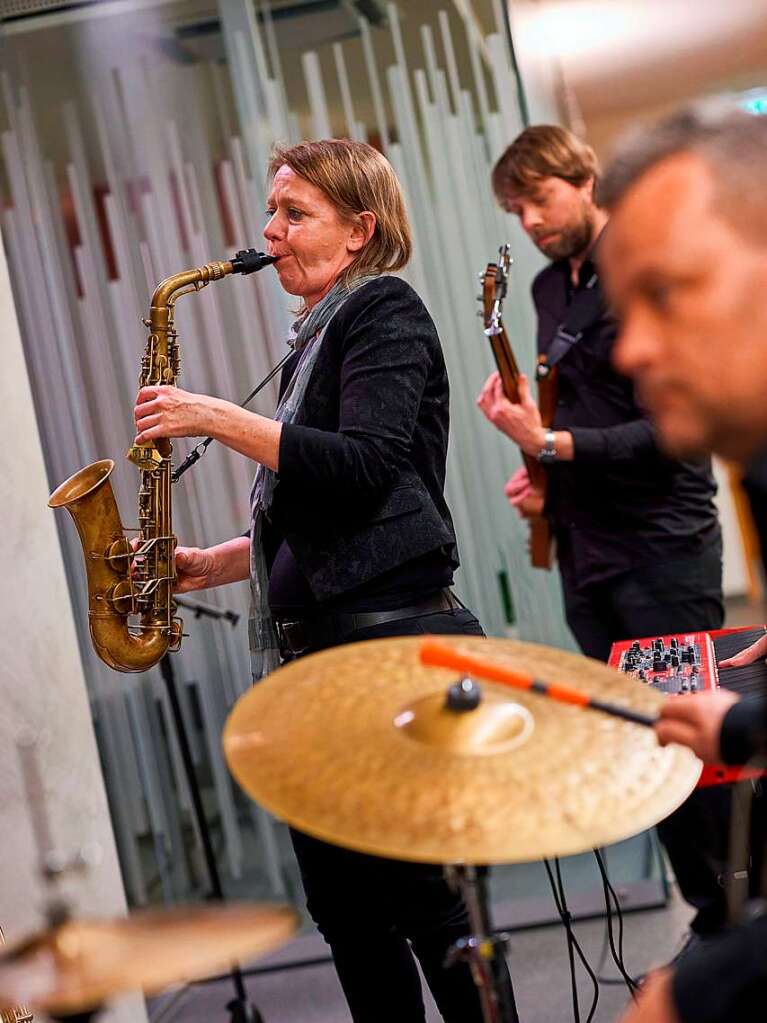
[150,260,232,321]
[147,250,274,328]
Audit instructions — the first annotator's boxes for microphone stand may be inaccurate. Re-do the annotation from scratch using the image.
[164,277,288,1018]
[160,596,264,1023]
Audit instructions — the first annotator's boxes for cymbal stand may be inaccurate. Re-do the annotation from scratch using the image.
[15,736,105,1023]
[159,596,265,1023]
[445,865,520,1023]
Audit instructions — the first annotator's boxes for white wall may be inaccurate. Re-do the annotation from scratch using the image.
[712,457,750,598]
[0,240,145,1022]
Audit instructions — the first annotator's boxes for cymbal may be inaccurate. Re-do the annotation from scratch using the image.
[223,636,701,864]
[0,904,298,1015]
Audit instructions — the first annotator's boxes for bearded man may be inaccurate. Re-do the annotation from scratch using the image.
[477,124,728,942]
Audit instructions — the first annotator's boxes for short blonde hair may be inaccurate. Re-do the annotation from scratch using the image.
[268,139,412,285]
[492,124,600,201]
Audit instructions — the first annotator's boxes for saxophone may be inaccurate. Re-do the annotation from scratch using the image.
[0,926,33,1023]
[49,249,276,673]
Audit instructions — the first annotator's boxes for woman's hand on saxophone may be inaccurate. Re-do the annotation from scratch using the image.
[135,385,282,469]
[128,540,216,592]
[134,385,217,444]
[175,546,217,593]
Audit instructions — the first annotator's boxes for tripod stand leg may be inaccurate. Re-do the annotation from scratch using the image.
[160,655,269,1023]
[226,996,266,1023]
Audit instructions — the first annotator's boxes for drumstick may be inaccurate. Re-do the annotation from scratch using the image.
[419,638,658,727]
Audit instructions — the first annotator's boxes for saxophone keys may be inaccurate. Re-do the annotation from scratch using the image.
[169,617,183,650]
[105,537,133,573]
[106,579,134,616]
[127,443,163,471]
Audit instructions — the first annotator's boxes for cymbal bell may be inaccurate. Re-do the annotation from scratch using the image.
[223,635,700,865]
[0,904,298,1015]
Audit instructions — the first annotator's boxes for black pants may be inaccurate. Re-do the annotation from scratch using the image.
[559,545,725,664]
[286,605,506,1023]
[561,544,734,935]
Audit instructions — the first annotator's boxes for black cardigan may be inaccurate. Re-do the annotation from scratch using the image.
[263,275,458,601]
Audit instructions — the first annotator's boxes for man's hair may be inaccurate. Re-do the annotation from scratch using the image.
[599,108,767,240]
[268,139,412,284]
[491,124,600,201]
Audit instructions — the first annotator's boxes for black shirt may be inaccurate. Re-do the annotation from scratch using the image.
[533,251,721,588]
[268,540,452,614]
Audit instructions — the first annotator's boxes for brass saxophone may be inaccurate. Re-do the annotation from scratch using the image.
[49,250,276,673]
[0,926,33,1023]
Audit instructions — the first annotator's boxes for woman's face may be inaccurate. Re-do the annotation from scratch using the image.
[264,165,373,308]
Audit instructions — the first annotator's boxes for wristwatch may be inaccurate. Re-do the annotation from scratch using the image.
[537,430,557,463]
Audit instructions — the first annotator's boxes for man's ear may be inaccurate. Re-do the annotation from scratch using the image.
[587,174,604,207]
[348,211,376,253]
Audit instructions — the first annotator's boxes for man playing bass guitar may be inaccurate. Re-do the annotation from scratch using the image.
[476,124,728,943]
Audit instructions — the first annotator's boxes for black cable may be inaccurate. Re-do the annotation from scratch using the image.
[593,849,639,998]
[543,858,600,1023]
[172,350,293,483]
[556,860,599,1023]
[595,849,626,969]
[552,859,580,1023]
[597,851,625,986]
[594,912,614,984]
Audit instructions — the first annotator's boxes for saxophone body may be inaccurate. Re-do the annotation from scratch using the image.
[49,251,275,673]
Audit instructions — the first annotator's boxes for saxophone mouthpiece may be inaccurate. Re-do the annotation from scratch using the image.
[230,249,278,275]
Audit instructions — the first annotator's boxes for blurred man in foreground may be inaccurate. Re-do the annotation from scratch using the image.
[599,108,767,1023]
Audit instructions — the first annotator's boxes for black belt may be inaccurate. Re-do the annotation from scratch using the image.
[274,588,461,656]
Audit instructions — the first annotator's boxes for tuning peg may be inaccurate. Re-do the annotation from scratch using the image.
[476,293,483,301]
[476,309,484,318]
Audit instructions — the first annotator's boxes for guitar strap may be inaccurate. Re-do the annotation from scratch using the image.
[537,271,605,378]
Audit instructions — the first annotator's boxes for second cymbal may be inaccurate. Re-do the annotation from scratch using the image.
[223,635,700,864]
[0,903,298,1015]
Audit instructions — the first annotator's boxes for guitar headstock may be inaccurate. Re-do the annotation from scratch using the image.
[480,243,512,337]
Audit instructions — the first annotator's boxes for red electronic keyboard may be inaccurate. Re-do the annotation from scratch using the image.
[608,625,767,787]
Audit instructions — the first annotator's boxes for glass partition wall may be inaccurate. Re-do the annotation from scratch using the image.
[0,0,661,929]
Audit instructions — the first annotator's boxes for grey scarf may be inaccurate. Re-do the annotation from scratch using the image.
[248,274,377,682]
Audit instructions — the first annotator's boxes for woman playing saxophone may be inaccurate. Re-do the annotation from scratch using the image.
[133,138,503,1023]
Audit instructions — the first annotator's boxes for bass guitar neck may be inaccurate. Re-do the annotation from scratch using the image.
[488,328,555,570]
[480,250,556,569]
